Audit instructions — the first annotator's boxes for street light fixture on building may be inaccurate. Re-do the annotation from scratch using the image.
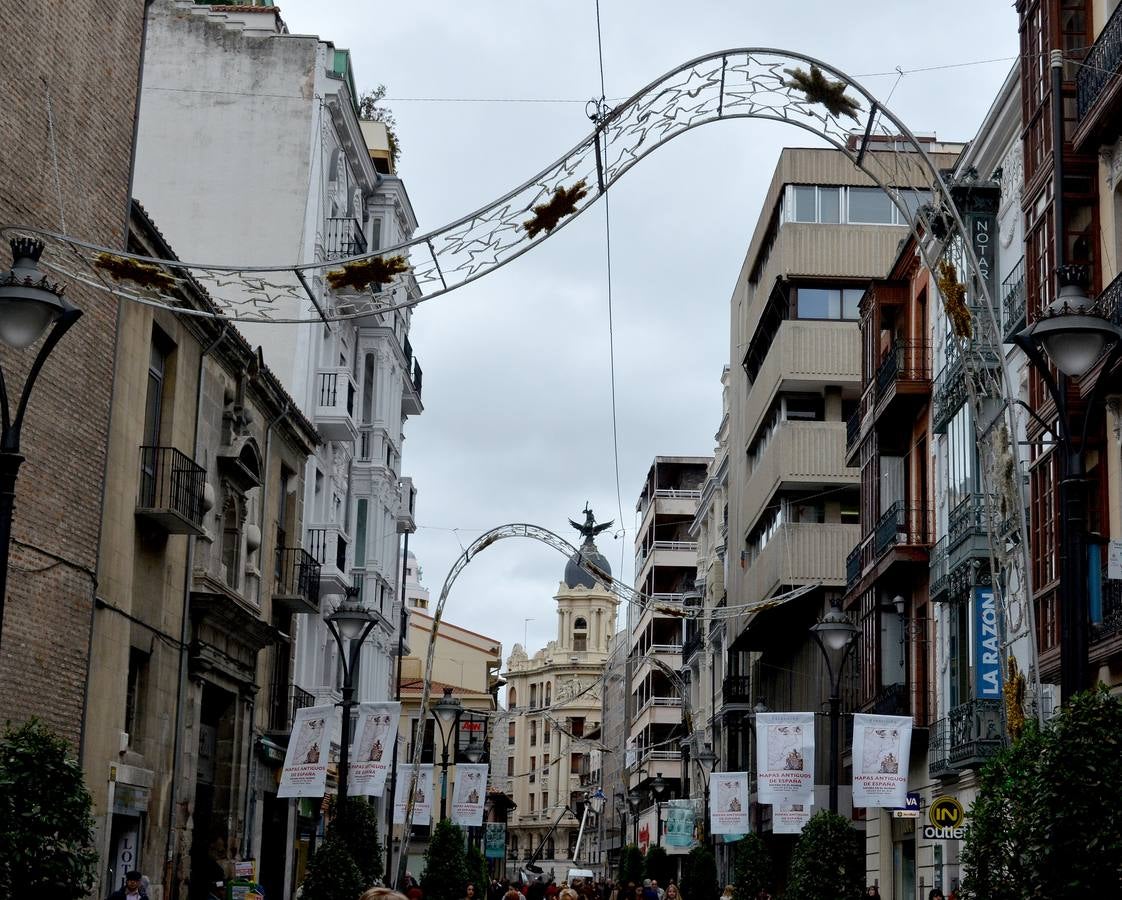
[324,585,378,823]
[810,602,859,814]
[0,238,81,650]
[1014,264,1122,702]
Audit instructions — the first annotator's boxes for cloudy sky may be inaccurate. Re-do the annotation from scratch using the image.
[278,0,1019,665]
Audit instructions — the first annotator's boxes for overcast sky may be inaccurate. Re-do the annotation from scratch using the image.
[277,0,1020,666]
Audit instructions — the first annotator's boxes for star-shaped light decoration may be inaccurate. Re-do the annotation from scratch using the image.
[326,254,409,293]
[783,65,863,121]
[936,260,972,338]
[94,252,177,293]
[522,179,589,238]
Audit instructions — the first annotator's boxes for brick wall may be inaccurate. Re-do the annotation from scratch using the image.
[0,2,145,744]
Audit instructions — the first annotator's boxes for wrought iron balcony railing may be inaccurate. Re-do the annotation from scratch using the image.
[307,527,348,574]
[274,547,321,611]
[846,544,861,591]
[845,406,861,451]
[722,675,752,704]
[136,445,207,534]
[1076,1,1122,120]
[1092,577,1122,643]
[269,683,315,731]
[868,682,909,716]
[324,216,368,260]
[1093,269,1122,327]
[947,699,1004,769]
[948,493,991,550]
[1001,256,1025,342]
[875,339,930,397]
[873,502,932,558]
[929,536,949,599]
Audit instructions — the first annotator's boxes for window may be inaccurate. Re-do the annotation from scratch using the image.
[530,755,537,772]
[221,496,243,589]
[530,684,538,708]
[794,286,863,320]
[530,720,537,746]
[573,617,588,652]
[570,717,584,737]
[362,353,376,424]
[508,687,517,709]
[543,720,551,744]
[542,791,548,811]
[508,721,516,745]
[529,794,535,813]
[507,757,515,776]
[784,394,824,422]
[947,406,975,511]
[124,648,148,746]
[274,466,292,580]
[819,186,841,223]
[543,752,550,773]
[354,499,368,567]
[570,752,583,775]
[847,187,894,223]
[545,682,552,707]
[793,185,817,222]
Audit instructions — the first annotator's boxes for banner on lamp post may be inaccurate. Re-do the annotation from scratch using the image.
[708,772,750,835]
[277,705,335,799]
[663,799,702,855]
[852,714,913,808]
[393,764,434,826]
[755,712,815,804]
[348,702,401,797]
[772,802,813,834]
[450,763,488,826]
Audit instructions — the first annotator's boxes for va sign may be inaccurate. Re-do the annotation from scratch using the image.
[974,587,1003,699]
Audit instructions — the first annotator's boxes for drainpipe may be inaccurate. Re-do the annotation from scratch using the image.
[164,322,228,898]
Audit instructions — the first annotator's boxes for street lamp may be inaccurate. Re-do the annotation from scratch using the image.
[614,792,629,855]
[431,685,462,820]
[627,787,640,845]
[651,772,666,847]
[1014,264,1122,702]
[810,602,859,813]
[694,742,717,846]
[0,238,80,649]
[324,585,378,822]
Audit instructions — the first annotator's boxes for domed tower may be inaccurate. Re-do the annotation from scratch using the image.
[556,505,619,658]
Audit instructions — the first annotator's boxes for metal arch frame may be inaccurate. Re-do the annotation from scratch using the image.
[392,522,652,887]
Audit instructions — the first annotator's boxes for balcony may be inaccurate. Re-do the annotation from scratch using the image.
[743,421,858,532]
[1001,257,1026,343]
[403,355,423,416]
[634,540,699,577]
[846,544,861,592]
[306,525,349,592]
[871,340,931,436]
[682,630,703,661]
[1074,1,1122,149]
[873,502,933,559]
[1091,578,1122,646]
[273,547,322,614]
[722,674,752,705]
[867,682,909,717]
[136,446,207,535]
[397,476,417,533]
[268,684,315,732]
[314,367,358,442]
[928,699,1004,777]
[324,217,368,260]
[931,329,1000,434]
[929,537,948,600]
[948,493,992,555]
[1095,269,1122,328]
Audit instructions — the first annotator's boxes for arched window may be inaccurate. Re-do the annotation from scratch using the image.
[573,616,588,652]
[507,686,517,709]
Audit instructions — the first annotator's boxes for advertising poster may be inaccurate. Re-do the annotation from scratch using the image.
[277,705,335,798]
[851,713,913,808]
[973,587,1003,700]
[708,771,750,835]
[450,763,489,826]
[664,799,702,855]
[484,823,506,859]
[772,802,812,834]
[393,764,434,826]
[349,702,401,797]
[755,712,815,804]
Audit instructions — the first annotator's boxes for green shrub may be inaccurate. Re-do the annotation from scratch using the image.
[785,810,863,900]
[299,834,364,900]
[0,719,98,899]
[960,687,1122,899]
[424,819,470,900]
[643,844,672,884]
[333,797,384,888]
[619,844,644,884]
[681,845,718,900]
[732,833,773,898]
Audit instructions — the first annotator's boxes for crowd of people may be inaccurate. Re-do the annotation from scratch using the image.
[390,875,768,900]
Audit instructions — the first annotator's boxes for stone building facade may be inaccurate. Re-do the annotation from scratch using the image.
[84,203,320,900]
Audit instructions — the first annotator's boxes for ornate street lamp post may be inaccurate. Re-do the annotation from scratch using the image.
[810,603,859,813]
[431,685,462,821]
[1013,264,1122,702]
[0,238,80,649]
[324,587,378,822]
[694,742,717,846]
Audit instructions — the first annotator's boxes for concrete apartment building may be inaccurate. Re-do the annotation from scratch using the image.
[0,2,145,743]
[626,457,709,849]
[132,0,423,837]
[722,145,960,861]
[84,204,320,900]
[503,512,618,876]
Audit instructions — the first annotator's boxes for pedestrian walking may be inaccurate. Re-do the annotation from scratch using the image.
[106,871,148,900]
